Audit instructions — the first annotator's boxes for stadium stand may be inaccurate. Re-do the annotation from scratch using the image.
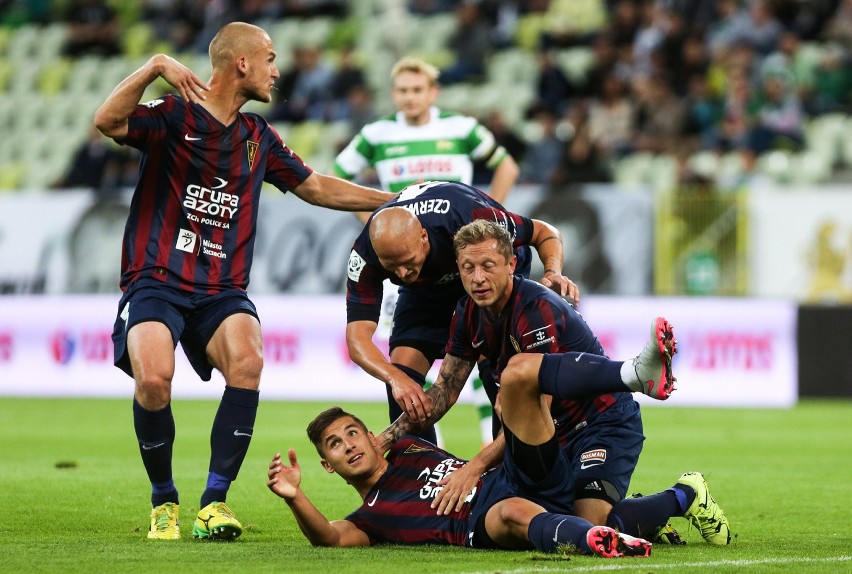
[0,0,849,192]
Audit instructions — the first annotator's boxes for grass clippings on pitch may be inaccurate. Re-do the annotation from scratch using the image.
[1,397,850,574]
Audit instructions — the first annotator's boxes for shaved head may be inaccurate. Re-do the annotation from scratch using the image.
[369,207,429,283]
[209,22,268,70]
[370,207,421,256]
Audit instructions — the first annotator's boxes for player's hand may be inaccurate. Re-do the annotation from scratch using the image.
[540,272,580,306]
[389,376,432,422]
[267,449,301,500]
[154,54,209,104]
[433,463,482,515]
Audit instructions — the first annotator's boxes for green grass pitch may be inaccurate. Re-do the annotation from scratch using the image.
[1,397,850,573]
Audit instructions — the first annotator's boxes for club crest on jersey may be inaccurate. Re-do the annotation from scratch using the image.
[247,140,259,170]
[510,335,521,354]
[404,443,434,454]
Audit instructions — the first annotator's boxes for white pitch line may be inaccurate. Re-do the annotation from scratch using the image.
[458,555,852,574]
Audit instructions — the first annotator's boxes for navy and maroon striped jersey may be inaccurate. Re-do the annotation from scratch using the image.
[344,436,481,546]
[345,181,533,324]
[118,94,313,293]
[446,276,632,440]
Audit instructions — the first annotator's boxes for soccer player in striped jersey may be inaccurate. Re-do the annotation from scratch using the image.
[375,220,731,546]
[334,56,521,445]
[334,56,519,203]
[94,22,394,541]
[345,181,578,447]
[267,404,652,557]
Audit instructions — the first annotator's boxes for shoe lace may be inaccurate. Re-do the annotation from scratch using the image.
[153,506,176,532]
[692,494,722,537]
[212,502,235,519]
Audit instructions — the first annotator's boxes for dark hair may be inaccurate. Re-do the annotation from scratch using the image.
[453,219,513,261]
[306,407,369,456]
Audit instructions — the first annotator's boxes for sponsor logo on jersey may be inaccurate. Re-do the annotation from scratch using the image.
[347,250,366,281]
[366,489,380,507]
[182,178,237,228]
[385,145,409,156]
[142,98,165,108]
[579,449,607,469]
[524,326,556,350]
[175,228,198,254]
[417,457,466,500]
[247,140,259,170]
[392,158,455,177]
[202,238,226,259]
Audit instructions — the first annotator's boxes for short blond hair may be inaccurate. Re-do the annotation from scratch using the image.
[453,220,514,262]
[391,56,439,86]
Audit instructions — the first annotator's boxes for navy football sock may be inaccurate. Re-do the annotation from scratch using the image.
[528,512,594,553]
[202,386,258,508]
[606,486,694,538]
[503,424,560,483]
[538,353,629,399]
[133,399,178,507]
[671,483,697,513]
[387,363,438,444]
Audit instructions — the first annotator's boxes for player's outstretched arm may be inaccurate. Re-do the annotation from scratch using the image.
[94,54,209,139]
[375,354,475,451]
[267,450,370,547]
[292,172,394,212]
[346,320,433,422]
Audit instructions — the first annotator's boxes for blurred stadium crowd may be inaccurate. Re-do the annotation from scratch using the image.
[0,0,850,193]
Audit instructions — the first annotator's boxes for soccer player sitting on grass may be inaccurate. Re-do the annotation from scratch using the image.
[265,321,686,557]
[375,219,731,546]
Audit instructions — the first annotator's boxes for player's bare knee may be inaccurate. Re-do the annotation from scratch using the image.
[496,499,541,538]
[224,349,263,388]
[134,373,172,408]
[573,499,612,526]
[501,355,540,396]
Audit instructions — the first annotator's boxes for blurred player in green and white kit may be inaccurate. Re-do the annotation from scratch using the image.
[334,57,520,446]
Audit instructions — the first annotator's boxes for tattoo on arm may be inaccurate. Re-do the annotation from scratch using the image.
[377,355,475,447]
[537,235,561,247]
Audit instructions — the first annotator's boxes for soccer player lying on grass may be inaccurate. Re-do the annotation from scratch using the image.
[266,321,691,558]
[374,219,731,546]
[267,403,651,557]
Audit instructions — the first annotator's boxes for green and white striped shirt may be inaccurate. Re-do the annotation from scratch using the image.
[334,107,507,192]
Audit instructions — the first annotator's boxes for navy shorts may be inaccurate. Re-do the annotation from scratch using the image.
[389,287,464,362]
[468,432,575,547]
[560,398,645,504]
[112,278,259,381]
